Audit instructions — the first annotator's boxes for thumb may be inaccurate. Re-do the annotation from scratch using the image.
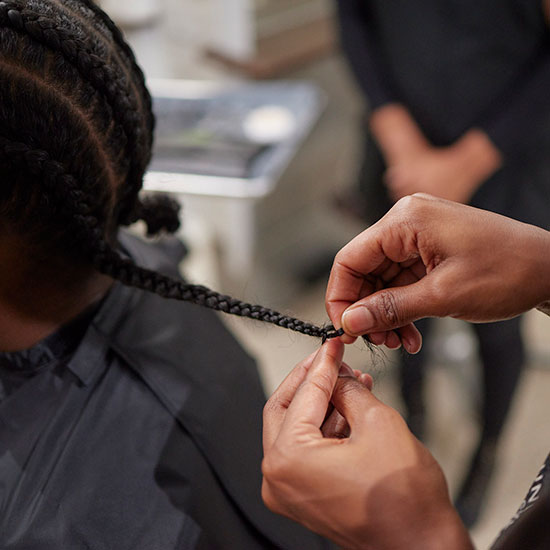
[341,278,444,335]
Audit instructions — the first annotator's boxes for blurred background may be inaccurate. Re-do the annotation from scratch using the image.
[97,1,550,547]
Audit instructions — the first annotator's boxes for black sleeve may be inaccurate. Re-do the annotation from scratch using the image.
[490,455,550,550]
[334,0,396,110]
[477,46,550,161]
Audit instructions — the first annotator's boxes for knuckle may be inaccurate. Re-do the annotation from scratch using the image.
[262,398,277,421]
[395,193,430,218]
[364,402,399,426]
[261,480,279,513]
[261,454,280,482]
[307,374,334,403]
[262,447,290,484]
[333,247,345,266]
[371,291,402,328]
[394,194,422,217]
[381,292,401,325]
[333,244,355,272]
[263,394,285,419]
[336,376,363,398]
[410,192,432,202]
[397,194,417,210]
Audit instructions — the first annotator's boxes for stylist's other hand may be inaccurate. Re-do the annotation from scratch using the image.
[262,340,472,550]
[327,194,550,348]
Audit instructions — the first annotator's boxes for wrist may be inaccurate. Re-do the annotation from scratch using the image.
[530,227,550,313]
[411,508,474,550]
[521,224,550,314]
[370,104,429,163]
[454,129,502,186]
[429,512,473,550]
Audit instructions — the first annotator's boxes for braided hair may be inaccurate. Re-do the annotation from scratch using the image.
[0,0,356,344]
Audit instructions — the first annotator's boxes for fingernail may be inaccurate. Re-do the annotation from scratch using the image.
[338,364,355,378]
[342,306,375,335]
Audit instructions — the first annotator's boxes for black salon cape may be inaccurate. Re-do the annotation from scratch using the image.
[0,233,332,550]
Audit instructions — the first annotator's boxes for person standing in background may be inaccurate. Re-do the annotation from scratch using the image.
[335,0,550,527]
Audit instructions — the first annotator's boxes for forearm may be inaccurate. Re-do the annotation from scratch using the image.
[369,103,429,164]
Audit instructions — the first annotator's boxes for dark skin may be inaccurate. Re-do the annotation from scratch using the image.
[0,231,113,352]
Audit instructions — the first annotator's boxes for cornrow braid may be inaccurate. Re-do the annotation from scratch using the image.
[68,0,156,223]
[0,135,358,345]
[75,0,153,134]
[0,0,149,205]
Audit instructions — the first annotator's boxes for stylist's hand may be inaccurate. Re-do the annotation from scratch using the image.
[262,340,472,550]
[326,194,550,349]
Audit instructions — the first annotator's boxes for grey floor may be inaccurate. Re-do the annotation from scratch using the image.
[117,6,550,547]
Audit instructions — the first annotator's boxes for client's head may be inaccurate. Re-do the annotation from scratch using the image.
[0,0,350,345]
[0,0,180,265]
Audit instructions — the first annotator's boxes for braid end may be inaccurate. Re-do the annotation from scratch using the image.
[123,194,181,236]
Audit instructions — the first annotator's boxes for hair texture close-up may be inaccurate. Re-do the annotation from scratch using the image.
[0,0,359,343]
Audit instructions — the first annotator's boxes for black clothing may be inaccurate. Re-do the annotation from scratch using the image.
[401,317,525,442]
[336,0,550,162]
[0,233,330,549]
[336,0,550,225]
[491,454,550,550]
[0,301,100,400]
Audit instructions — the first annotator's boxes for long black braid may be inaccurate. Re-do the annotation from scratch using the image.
[0,0,356,344]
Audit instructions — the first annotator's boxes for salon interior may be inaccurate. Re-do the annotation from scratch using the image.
[97,1,550,545]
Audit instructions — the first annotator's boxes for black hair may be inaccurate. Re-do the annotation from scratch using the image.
[0,0,356,344]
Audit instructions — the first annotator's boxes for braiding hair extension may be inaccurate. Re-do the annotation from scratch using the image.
[0,0,368,346]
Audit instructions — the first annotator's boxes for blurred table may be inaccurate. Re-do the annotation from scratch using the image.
[144,78,324,280]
